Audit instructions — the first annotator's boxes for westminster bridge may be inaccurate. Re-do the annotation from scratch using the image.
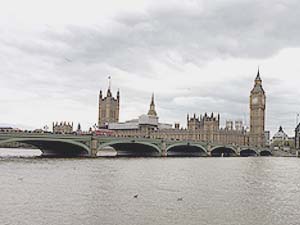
[0,133,272,157]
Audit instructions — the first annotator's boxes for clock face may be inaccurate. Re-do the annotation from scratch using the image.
[252,97,258,104]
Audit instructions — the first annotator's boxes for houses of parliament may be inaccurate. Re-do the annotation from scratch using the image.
[98,70,267,148]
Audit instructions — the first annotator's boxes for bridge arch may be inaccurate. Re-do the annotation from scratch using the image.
[240,148,258,157]
[98,140,161,157]
[166,143,208,157]
[210,146,237,157]
[260,149,272,156]
[0,138,90,157]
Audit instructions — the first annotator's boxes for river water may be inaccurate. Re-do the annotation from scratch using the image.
[1,148,300,225]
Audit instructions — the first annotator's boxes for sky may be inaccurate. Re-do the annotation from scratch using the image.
[1,0,300,136]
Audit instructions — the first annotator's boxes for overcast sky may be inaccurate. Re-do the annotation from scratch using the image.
[1,0,300,136]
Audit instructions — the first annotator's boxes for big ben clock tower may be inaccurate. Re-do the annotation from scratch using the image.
[250,69,266,147]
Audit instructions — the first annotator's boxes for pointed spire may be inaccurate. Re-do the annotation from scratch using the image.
[117,88,120,100]
[256,67,262,81]
[147,93,157,116]
[253,67,263,88]
[151,93,155,106]
[251,67,265,94]
[107,76,112,97]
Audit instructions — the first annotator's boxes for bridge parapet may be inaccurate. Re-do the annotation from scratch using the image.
[0,133,272,157]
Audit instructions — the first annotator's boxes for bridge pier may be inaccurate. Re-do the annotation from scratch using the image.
[207,145,212,157]
[237,146,241,156]
[90,138,98,157]
[161,141,167,157]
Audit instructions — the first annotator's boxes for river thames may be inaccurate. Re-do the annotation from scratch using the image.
[1,148,300,225]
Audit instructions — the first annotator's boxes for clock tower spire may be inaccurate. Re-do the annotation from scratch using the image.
[249,68,266,147]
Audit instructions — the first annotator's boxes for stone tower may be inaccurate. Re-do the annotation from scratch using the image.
[249,69,266,147]
[98,77,120,128]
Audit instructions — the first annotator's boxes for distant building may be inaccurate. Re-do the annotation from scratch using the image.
[188,113,220,132]
[264,131,270,146]
[295,123,300,149]
[33,129,44,133]
[99,70,266,147]
[0,127,22,133]
[271,126,294,150]
[98,77,120,128]
[226,120,233,130]
[151,112,247,145]
[235,120,243,131]
[225,120,243,131]
[108,94,172,138]
[272,126,289,142]
[53,122,73,134]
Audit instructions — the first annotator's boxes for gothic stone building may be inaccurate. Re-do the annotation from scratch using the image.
[109,94,172,138]
[249,70,266,147]
[53,122,73,134]
[98,81,120,128]
[106,70,266,148]
[152,71,266,147]
[150,113,248,146]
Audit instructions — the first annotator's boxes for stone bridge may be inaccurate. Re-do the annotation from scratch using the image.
[0,133,272,157]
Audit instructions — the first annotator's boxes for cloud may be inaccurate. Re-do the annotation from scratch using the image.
[33,0,300,67]
[0,0,300,136]
[3,0,299,72]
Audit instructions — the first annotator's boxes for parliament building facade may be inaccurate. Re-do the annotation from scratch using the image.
[98,70,267,148]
